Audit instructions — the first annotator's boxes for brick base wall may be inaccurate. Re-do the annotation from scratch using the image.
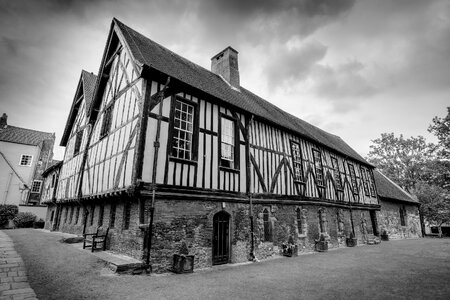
[46,197,402,273]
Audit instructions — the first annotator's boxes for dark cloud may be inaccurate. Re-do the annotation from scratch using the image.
[265,41,328,88]
[313,60,377,101]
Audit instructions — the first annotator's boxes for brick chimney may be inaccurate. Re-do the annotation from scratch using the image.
[0,113,7,129]
[211,47,240,89]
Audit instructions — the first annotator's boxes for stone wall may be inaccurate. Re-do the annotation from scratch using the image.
[378,199,422,239]
[149,199,379,273]
[46,197,389,273]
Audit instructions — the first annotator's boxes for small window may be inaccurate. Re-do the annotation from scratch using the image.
[75,207,80,225]
[90,205,95,226]
[263,208,271,242]
[290,141,304,182]
[98,203,104,227]
[296,207,305,235]
[171,99,195,160]
[312,149,324,186]
[69,207,74,224]
[51,174,56,188]
[31,180,42,193]
[64,207,68,224]
[400,206,406,226]
[348,163,358,194]
[73,130,83,155]
[220,116,236,169]
[110,203,116,228]
[50,210,55,222]
[331,157,343,190]
[100,104,114,138]
[19,155,33,166]
[123,201,131,230]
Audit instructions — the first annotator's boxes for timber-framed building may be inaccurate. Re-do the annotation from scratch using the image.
[44,19,412,272]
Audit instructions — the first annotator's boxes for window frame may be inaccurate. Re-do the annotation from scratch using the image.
[331,156,343,190]
[289,141,304,183]
[100,103,114,139]
[263,208,272,242]
[360,166,370,196]
[296,207,306,236]
[312,149,324,187]
[219,114,240,170]
[168,96,199,163]
[19,155,33,167]
[347,163,359,194]
[73,130,83,156]
[123,201,131,230]
[30,180,42,193]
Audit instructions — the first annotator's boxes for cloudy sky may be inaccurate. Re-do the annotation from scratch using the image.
[1,0,449,160]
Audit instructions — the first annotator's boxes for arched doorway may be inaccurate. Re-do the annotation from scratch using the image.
[212,211,230,265]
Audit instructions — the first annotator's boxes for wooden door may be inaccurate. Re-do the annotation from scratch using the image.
[212,211,230,265]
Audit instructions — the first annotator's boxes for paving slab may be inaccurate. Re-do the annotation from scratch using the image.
[0,231,37,300]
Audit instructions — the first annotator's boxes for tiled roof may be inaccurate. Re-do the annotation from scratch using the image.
[373,170,418,204]
[0,125,53,146]
[42,160,63,177]
[82,70,97,116]
[114,19,370,166]
[60,70,98,146]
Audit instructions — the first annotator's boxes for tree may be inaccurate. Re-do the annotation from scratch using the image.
[413,182,450,237]
[429,107,450,159]
[366,133,435,191]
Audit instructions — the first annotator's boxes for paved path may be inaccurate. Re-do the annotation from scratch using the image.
[5,229,450,300]
[0,231,37,300]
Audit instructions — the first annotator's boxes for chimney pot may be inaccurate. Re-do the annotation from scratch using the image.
[211,47,240,89]
[0,113,7,128]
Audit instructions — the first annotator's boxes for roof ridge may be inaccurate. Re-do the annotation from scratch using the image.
[114,19,225,82]
[6,125,53,136]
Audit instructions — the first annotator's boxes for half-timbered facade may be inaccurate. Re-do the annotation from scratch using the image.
[47,19,385,272]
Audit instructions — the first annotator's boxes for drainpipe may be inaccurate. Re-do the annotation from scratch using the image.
[145,78,169,273]
[246,115,255,260]
[2,172,12,205]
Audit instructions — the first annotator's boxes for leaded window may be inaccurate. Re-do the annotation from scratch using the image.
[290,141,304,182]
[331,157,343,190]
[31,180,42,193]
[360,166,370,196]
[312,149,324,186]
[348,163,358,194]
[100,104,114,138]
[368,170,376,197]
[296,207,306,235]
[172,100,194,160]
[221,117,235,168]
[19,155,32,166]
[73,130,83,156]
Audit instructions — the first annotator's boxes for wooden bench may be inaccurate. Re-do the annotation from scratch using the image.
[83,227,109,252]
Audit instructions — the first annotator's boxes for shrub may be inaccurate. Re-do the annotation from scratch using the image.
[13,212,37,228]
[0,204,19,227]
[33,219,45,229]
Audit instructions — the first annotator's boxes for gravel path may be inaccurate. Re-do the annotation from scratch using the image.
[5,229,450,300]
